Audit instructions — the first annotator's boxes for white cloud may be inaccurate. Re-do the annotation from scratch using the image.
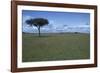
[23,24,90,33]
[22,17,90,33]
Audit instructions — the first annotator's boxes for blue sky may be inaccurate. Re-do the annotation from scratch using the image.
[22,10,90,33]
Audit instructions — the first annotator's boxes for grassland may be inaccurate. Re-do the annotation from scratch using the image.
[22,33,90,62]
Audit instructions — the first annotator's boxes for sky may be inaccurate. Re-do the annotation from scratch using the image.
[22,10,90,33]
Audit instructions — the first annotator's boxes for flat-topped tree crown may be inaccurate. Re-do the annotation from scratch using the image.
[32,18,49,27]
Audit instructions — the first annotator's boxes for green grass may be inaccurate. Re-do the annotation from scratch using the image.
[22,33,90,62]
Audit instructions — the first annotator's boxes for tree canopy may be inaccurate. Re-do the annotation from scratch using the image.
[26,18,49,27]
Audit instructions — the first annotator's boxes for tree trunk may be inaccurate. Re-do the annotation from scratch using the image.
[38,26,41,37]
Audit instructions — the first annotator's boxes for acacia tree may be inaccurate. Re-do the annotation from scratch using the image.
[26,18,49,37]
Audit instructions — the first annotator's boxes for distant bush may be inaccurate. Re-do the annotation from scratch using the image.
[74,32,78,34]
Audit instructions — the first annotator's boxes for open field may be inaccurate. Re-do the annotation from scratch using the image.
[22,33,90,62]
